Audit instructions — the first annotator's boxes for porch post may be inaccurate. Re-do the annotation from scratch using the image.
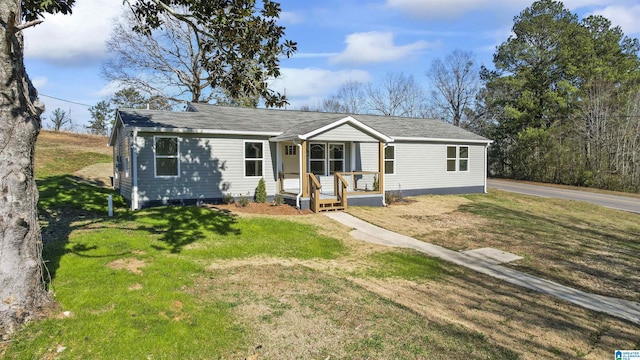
[301,140,309,197]
[378,142,385,195]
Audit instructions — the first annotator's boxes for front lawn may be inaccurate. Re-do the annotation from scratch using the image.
[347,189,640,302]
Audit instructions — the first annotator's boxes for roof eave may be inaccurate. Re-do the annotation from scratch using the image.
[131,127,282,137]
[392,136,493,144]
[107,112,124,146]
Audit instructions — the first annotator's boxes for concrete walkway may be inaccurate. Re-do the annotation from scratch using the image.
[324,212,640,324]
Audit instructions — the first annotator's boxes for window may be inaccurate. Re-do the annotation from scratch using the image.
[124,136,130,178]
[309,143,325,176]
[328,144,344,174]
[384,145,395,174]
[284,144,297,156]
[447,145,469,172]
[245,141,264,177]
[155,137,179,177]
[459,146,469,171]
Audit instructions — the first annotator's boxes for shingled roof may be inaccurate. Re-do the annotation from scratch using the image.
[112,103,490,144]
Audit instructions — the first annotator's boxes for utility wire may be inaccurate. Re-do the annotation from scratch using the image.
[39,93,93,107]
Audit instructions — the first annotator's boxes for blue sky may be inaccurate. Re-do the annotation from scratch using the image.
[23,0,640,131]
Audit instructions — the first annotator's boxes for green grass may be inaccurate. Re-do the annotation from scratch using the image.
[3,171,524,358]
[364,250,454,281]
[5,175,347,358]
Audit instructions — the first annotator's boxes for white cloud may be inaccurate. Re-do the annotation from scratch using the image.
[269,67,371,106]
[31,76,48,89]
[280,11,304,25]
[592,5,640,34]
[24,0,124,66]
[96,80,126,98]
[329,31,430,65]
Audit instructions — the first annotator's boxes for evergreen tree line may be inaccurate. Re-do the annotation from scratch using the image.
[471,0,640,192]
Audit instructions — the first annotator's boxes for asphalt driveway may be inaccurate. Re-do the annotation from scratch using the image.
[487,179,640,214]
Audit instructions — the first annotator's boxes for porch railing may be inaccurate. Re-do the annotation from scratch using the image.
[335,172,348,209]
[337,171,382,195]
[309,173,322,213]
[278,171,300,195]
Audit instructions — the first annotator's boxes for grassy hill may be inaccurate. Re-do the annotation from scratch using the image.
[35,130,112,179]
[1,131,638,359]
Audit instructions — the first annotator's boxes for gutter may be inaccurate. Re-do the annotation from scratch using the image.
[296,142,303,209]
[131,130,139,210]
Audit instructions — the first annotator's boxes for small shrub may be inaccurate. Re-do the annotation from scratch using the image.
[254,178,267,203]
[273,194,284,206]
[373,174,379,192]
[222,193,234,204]
[385,190,404,204]
[237,195,250,208]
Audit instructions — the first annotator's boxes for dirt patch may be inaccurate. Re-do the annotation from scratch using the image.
[74,163,113,188]
[208,202,312,216]
[107,258,146,275]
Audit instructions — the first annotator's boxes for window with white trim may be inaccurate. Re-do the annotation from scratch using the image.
[384,145,395,174]
[244,141,264,177]
[328,143,344,174]
[309,143,325,176]
[124,136,130,178]
[447,145,469,172]
[155,136,179,177]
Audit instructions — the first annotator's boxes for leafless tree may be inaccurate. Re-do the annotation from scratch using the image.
[367,72,426,117]
[49,108,70,132]
[427,49,479,126]
[319,81,368,114]
[102,9,214,103]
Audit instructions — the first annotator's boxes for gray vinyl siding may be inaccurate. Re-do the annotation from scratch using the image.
[310,124,380,142]
[358,141,486,193]
[114,124,132,200]
[135,133,277,203]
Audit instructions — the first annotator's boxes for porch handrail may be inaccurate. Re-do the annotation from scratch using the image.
[338,171,382,194]
[278,171,300,194]
[309,173,321,213]
[335,172,348,209]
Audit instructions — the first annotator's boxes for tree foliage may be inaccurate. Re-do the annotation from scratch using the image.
[480,0,640,192]
[126,0,297,107]
[88,101,112,135]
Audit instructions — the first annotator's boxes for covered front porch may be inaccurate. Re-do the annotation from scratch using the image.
[270,116,392,213]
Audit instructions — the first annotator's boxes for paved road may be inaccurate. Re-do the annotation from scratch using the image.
[487,179,640,214]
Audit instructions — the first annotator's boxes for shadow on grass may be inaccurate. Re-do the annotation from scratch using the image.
[38,175,240,285]
[129,206,241,253]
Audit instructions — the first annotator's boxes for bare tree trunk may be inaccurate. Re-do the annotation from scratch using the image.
[0,1,52,337]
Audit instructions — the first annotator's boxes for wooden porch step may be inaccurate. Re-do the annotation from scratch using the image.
[316,199,344,212]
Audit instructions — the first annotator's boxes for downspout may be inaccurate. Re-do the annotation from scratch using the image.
[295,142,303,209]
[131,130,139,210]
[484,144,488,194]
[382,143,386,206]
